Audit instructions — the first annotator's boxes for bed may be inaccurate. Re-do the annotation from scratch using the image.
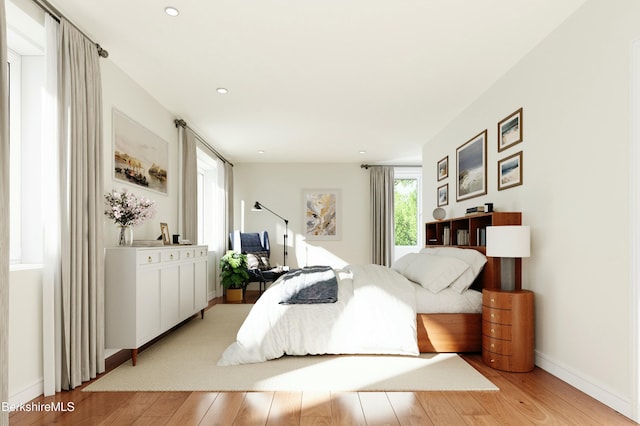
[218,247,495,366]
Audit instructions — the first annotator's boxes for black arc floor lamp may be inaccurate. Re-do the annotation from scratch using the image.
[253,201,289,266]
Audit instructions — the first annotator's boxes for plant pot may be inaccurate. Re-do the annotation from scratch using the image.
[226,288,244,303]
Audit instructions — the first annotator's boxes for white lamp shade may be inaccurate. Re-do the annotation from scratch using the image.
[486,226,530,258]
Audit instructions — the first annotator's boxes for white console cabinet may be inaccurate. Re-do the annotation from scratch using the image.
[105,245,208,365]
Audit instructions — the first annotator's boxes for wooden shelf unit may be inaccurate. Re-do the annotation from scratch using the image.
[425,211,522,291]
[425,212,522,251]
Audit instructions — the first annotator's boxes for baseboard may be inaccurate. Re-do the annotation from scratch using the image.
[535,350,632,419]
[9,379,44,406]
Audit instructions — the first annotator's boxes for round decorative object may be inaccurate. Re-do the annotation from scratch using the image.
[432,207,446,220]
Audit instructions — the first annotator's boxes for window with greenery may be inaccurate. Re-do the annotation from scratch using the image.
[394,178,418,246]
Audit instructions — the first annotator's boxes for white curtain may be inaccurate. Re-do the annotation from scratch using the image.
[56,18,105,390]
[42,14,60,396]
[0,0,11,423]
[180,127,198,243]
[370,166,395,266]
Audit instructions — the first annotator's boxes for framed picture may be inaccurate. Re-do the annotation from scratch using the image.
[113,109,169,194]
[498,107,523,152]
[304,189,340,240]
[498,151,523,191]
[437,183,449,207]
[437,156,448,181]
[160,222,171,245]
[456,130,487,201]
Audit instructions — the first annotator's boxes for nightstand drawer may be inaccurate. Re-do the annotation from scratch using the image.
[482,351,512,371]
[483,291,513,310]
[483,307,512,325]
[483,337,512,355]
[482,320,512,341]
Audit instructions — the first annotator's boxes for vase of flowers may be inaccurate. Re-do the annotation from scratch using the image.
[104,189,155,246]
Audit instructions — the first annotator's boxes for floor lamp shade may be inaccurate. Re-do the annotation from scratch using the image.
[486,226,531,258]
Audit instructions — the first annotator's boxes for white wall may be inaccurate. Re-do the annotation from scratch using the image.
[423,0,639,417]
[8,268,43,404]
[101,60,179,245]
[233,163,370,270]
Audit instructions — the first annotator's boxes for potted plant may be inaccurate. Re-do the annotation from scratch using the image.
[220,250,250,303]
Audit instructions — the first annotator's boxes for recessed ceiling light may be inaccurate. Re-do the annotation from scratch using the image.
[359,150,367,154]
[258,150,265,154]
[216,88,229,94]
[164,6,179,17]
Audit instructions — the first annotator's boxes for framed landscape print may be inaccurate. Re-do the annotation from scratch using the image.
[113,109,169,194]
[438,183,449,207]
[498,151,523,191]
[498,107,523,152]
[456,130,487,201]
[437,156,448,181]
[304,189,340,240]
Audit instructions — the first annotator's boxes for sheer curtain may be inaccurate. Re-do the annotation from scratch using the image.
[370,166,395,266]
[1,0,10,423]
[42,14,60,396]
[56,18,105,390]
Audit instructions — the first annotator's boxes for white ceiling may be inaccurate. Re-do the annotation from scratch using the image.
[48,0,586,164]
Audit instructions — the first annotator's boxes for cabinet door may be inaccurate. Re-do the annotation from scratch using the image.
[136,268,161,346]
[179,263,195,317]
[161,265,180,329]
[194,259,207,311]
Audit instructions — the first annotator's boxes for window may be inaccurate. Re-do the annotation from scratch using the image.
[394,168,422,261]
[7,3,45,266]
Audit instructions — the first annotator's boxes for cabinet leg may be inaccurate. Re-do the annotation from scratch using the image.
[131,349,138,366]
[200,308,205,319]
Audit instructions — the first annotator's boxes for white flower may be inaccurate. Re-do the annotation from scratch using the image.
[104,188,156,226]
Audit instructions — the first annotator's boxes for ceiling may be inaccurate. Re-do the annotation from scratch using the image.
[48,0,586,164]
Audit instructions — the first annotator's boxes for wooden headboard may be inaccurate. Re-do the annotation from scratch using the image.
[469,248,501,292]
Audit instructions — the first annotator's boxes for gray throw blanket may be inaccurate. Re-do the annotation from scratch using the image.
[279,265,338,304]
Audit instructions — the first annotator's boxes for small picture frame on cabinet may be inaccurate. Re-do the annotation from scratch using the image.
[160,222,171,245]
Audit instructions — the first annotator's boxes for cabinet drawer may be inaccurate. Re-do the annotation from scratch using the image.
[482,351,512,371]
[195,247,207,258]
[482,320,512,341]
[483,307,512,325]
[138,251,161,265]
[180,248,196,260]
[483,336,512,355]
[161,250,181,262]
[483,291,513,310]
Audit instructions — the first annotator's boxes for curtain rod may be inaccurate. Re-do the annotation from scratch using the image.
[174,119,234,167]
[32,0,109,58]
[360,164,422,169]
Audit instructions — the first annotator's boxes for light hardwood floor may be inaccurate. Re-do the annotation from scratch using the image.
[9,293,637,425]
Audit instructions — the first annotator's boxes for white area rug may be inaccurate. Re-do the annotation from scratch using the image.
[84,304,498,392]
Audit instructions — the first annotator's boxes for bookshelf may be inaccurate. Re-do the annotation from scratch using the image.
[425,212,522,251]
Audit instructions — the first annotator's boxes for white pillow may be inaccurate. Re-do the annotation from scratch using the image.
[421,247,487,293]
[391,253,418,276]
[400,253,471,294]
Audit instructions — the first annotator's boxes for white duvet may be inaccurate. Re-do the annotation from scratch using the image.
[218,264,419,366]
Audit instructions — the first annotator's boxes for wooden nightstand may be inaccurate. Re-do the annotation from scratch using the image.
[482,289,534,372]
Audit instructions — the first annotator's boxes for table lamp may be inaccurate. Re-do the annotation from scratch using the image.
[486,225,530,291]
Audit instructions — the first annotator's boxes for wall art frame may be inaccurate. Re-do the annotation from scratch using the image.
[437,156,449,181]
[456,129,487,201]
[113,109,169,195]
[498,107,523,152]
[304,189,340,240]
[437,183,449,207]
[498,151,523,191]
